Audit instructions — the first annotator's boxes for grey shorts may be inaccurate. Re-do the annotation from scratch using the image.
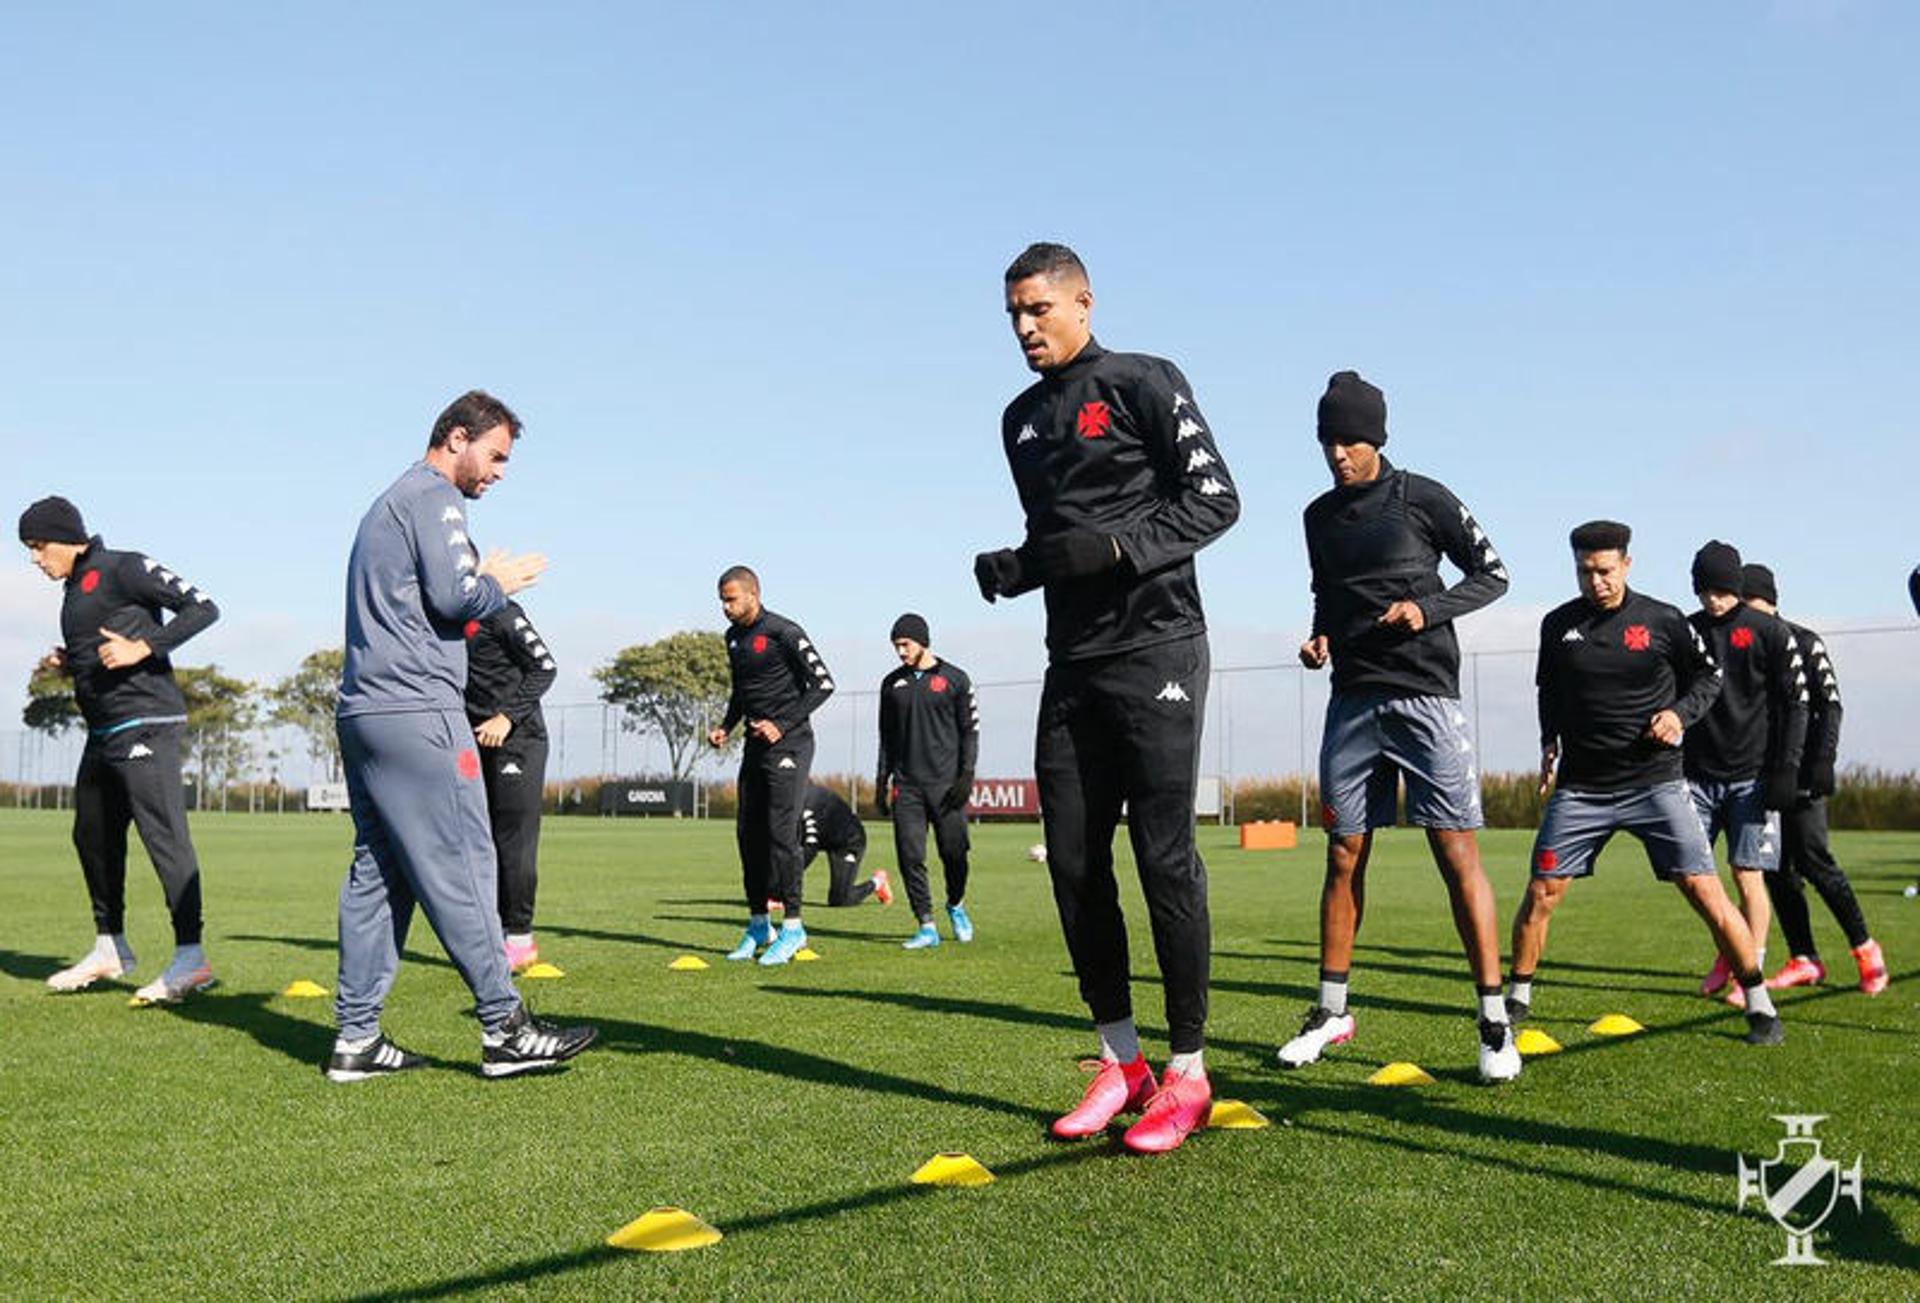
[1531,780,1716,881]
[1319,690,1483,836]
[1688,777,1781,871]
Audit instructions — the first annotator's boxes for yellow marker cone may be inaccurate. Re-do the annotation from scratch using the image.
[1368,1061,1437,1087]
[520,962,565,979]
[606,1207,723,1253]
[1588,1013,1644,1037]
[668,955,710,971]
[281,979,329,998]
[794,947,821,962]
[1207,1100,1271,1129]
[1514,1028,1562,1057]
[910,1153,995,1186]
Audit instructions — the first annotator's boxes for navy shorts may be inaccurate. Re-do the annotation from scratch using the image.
[1531,780,1716,881]
[1688,777,1781,871]
[1318,690,1483,836]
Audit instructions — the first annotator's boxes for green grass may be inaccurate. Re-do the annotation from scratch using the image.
[1,810,1915,1299]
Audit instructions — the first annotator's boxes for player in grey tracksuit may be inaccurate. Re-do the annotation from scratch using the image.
[327,390,595,1083]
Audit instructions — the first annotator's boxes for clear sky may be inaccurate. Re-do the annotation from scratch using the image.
[3,1,1915,784]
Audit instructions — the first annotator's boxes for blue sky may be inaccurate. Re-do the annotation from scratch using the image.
[3,1,1915,782]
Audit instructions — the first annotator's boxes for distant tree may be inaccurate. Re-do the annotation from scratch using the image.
[176,666,259,799]
[267,648,344,782]
[23,666,82,736]
[594,631,732,782]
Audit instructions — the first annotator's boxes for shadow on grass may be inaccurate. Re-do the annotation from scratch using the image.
[351,1146,1106,1301]
[0,948,69,984]
[1232,936,1695,983]
[157,988,340,1070]
[534,922,714,953]
[651,911,896,947]
[226,932,454,972]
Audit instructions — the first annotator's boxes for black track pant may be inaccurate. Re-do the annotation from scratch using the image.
[737,730,813,917]
[72,723,203,945]
[1036,634,1210,1054]
[481,732,547,933]
[891,784,970,922]
[803,822,874,906]
[1765,796,1870,959]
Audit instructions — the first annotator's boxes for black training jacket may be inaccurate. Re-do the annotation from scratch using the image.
[802,783,864,854]
[721,609,834,738]
[463,600,555,741]
[1303,458,1508,699]
[999,339,1238,663]
[1785,619,1842,795]
[1683,604,1808,786]
[876,658,979,790]
[1536,589,1722,792]
[56,536,220,730]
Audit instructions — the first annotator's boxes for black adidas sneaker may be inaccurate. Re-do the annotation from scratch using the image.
[481,1004,598,1078]
[326,1034,424,1083]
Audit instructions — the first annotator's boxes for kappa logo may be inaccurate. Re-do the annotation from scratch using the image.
[541,659,554,669]
[891,679,908,689]
[1156,681,1190,703]
[1624,625,1652,652]
[1015,423,1039,445]
[1561,627,1585,642]
[142,557,160,572]
[1076,400,1112,439]
[441,507,463,523]
[447,531,468,547]
[1176,416,1204,441]
[1172,391,1193,412]
[126,743,154,759]
[778,757,797,769]
[1197,477,1229,497]
[502,762,522,776]
[461,576,478,593]
[1186,448,1216,471]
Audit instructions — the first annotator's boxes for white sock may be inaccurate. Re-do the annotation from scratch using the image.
[1478,991,1507,1023]
[1754,946,1767,972]
[1744,982,1777,1017]
[781,917,804,932]
[95,933,130,959]
[1167,1050,1206,1078]
[1509,978,1533,1005]
[506,932,533,949]
[335,1033,377,1053]
[1096,1018,1141,1063]
[1320,977,1349,1016]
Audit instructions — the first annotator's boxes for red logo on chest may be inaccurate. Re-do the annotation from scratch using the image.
[1076,401,1112,439]
[928,675,948,694]
[752,635,768,654]
[1622,625,1651,652]
[1729,627,1754,650]
[79,570,101,594]
[463,620,480,640]
[457,749,480,780]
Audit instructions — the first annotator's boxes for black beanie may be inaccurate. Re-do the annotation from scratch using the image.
[1317,370,1387,447]
[1691,540,1743,595]
[890,613,931,647]
[18,496,87,545]
[1741,563,1778,605]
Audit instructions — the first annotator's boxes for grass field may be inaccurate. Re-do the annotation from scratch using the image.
[2,809,1915,1299]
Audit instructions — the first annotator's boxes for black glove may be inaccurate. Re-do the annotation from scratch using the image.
[874,778,892,817]
[1763,767,1798,812]
[1025,529,1119,583]
[973,548,1026,603]
[942,773,974,814]
[1810,759,1836,799]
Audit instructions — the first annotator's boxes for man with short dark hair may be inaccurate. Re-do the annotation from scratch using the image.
[875,612,978,949]
[798,783,892,908]
[708,566,835,966]
[330,390,596,1082]
[20,495,220,1003]
[463,597,557,974]
[1507,521,1783,1044]
[1740,564,1888,996]
[975,241,1238,1153]
[1282,370,1521,1082]
[1684,540,1808,1006]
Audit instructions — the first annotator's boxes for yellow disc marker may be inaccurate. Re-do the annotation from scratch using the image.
[1367,1062,1437,1087]
[520,962,566,979]
[794,948,821,962]
[281,979,330,998]
[1587,1014,1645,1037]
[910,1153,996,1187]
[606,1207,723,1253]
[1514,1028,1562,1057]
[1207,1100,1271,1129]
[668,955,710,971]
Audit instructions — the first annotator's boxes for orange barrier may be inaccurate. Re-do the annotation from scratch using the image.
[1238,820,1298,850]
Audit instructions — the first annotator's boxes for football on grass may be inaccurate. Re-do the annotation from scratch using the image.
[1027,843,1047,863]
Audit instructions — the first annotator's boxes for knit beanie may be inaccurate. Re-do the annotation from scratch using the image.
[1317,371,1387,446]
[18,496,87,545]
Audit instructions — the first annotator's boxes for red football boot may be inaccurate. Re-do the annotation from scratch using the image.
[1051,1056,1156,1140]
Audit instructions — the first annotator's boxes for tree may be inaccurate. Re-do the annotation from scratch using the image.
[23,666,82,736]
[176,666,259,800]
[594,631,732,781]
[267,648,345,782]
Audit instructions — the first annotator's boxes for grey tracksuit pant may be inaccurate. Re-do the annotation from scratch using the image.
[334,709,519,1039]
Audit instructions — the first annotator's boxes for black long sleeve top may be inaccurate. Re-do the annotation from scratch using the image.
[463,600,556,739]
[876,658,979,789]
[720,609,834,738]
[57,536,220,730]
[1683,604,1808,786]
